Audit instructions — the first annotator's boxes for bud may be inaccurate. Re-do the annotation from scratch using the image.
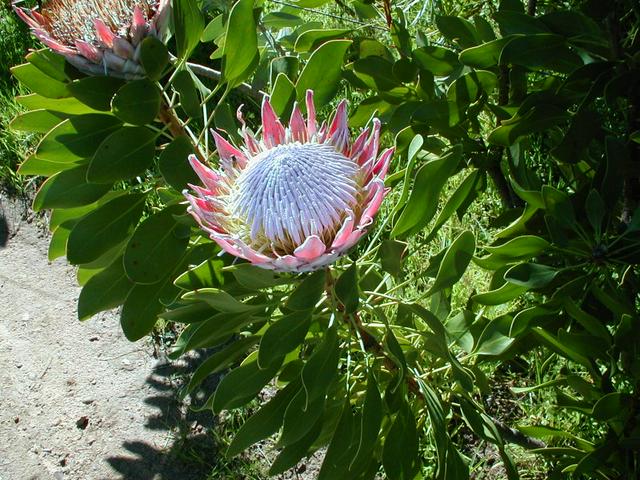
[13,0,170,80]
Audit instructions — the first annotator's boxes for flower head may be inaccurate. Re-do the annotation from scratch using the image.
[13,0,170,79]
[184,91,394,273]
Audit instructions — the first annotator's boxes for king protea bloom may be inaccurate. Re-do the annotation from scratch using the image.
[13,0,170,79]
[184,91,394,273]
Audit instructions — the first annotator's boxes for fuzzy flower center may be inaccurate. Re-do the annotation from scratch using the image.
[41,0,155,45]
[229,142,359,251]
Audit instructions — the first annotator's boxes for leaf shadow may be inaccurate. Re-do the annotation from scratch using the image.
[105,349,223,480]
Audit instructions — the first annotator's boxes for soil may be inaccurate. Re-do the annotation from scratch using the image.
[0,197,220,480]
[0,196,323,480]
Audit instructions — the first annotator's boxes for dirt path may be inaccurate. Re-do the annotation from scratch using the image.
[0,197,215,480]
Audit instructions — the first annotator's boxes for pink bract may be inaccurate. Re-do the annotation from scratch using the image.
[184,90,394,273]
[13,0,170,79]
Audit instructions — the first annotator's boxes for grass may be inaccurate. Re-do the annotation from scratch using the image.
[0,7,37,195]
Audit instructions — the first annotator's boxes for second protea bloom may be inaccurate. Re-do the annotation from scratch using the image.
[13,0,170,79]
[184,91,394,273]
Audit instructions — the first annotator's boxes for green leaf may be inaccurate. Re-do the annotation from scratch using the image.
[505,263,558,288]
[140,36,169,80]
[222,0,258,84]
[270,414,324,475]
[392,58,418,83]
[16,94,99,115]
[87,126,157,182]
[383,401,420,480]
[318,401,357,479]
[183,288,263,314]
[123,205,190,284]
[120,281,177,341]
[472,282,528,305]
[488,104,570,147]
[436,16,480,48]
[10,109,68,133]
[392,146,461,238]
[446,310,475,353]
[459,37,513,68]
[475,235,550,269]
[380,239,407,278]
[359,39,394,62]
[158,301,217,324]
[592,392,631,421]
[201,14,225,42]
[270,73,297,118]
[279,388,324,447]
[500,34,582,74]
[585,189,605,236]
[270,56,300,84]
[11,63,68,98]
[111,79,161,125]
[262,12,303,29]
[213,358,282,413]
[172,70,202,118]
[473,15,496,42]
[335,264,359,314]
[564,299,611,340]
[352,57,399,91]
[36,115,122,162]
[171,311,255,357]
[412,46,460,76]
[427,231,475,296]
[384,327,407,391]
[494,11,549,35]
[258,311,312,368]
[230,263,289,290]
[227,380,301,457]
[531,327,593,370]
[295,28,351,52]
[474,317,514,356]
[296,40,352,107]
[67,193,146,264]
[78,257,133,320]
[184,336,260,398]
[174,258,225,291]
[301,326,340,405]
[426,170,480,242]
[447,71,497,124]
[32,164,112,211]
[26,49,71,83]
[173,0,204,60]
[18,156,80,176]
[158,136,198,190]
[67,76,124,111]
[350,373,382,474]
[286,270,326,311]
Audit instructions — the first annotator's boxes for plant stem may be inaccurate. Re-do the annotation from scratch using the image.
[158,99,205,161]
[185,61,266,102]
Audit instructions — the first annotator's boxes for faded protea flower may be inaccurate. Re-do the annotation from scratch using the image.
[13,0,170,79]
[184,90,394,273]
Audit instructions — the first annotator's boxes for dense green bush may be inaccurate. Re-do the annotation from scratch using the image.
[8,0,640,477]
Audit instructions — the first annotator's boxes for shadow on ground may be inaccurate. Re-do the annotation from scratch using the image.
[106,350,223,480]
[0,213,8,247]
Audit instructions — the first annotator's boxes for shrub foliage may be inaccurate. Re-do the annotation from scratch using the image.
[9,0,640,477]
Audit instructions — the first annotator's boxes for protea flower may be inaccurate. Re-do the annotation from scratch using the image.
[13,0,170,79]
[184,90,394,273]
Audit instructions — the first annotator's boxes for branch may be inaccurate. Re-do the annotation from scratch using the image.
[158,99,205,161]
[184,62,266,102]
[168,55,266,102]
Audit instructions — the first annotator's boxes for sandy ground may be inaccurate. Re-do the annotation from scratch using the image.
[0,197,219,480]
